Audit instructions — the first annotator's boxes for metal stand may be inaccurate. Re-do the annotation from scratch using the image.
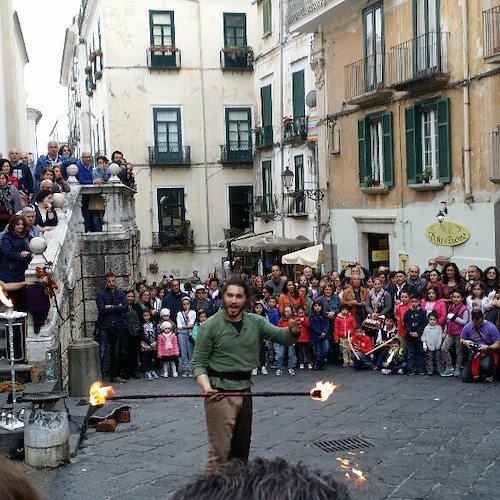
[0,309,27,430]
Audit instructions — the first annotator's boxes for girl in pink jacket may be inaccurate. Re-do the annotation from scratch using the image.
[157,321,180,378]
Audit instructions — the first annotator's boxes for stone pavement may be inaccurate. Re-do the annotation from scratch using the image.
[21,367,500,499]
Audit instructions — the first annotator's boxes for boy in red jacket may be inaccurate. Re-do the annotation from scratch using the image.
[349,325,374,370]
[334,304,357,367]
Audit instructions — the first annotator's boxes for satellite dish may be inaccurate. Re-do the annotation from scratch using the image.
[306,90,317,108]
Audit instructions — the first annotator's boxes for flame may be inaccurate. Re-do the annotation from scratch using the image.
[0,286,13,308]
[310,381,338,401]
[337,456,367,483]
[352,468,366,482]
[89,381,115,406]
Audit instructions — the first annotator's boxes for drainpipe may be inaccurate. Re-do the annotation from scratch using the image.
[196,0,211,249]
[279,0,286,237]
[462,0,472,204]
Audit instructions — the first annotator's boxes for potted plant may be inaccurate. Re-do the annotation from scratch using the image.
[363,175,375,187]
[417,167,433,183]
[148,261,159,274]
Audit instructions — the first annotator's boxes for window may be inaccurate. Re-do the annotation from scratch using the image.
[225,108,252,161]
[153,108,182,163]
[157,188,185,231]
[294,155,305,213]
[224,13,247,47]
[414,0,439,74]
[149,11,177,67]
[260,84,273,146]
[358,112,394,187]
[262,0,271,36]
[292,70,305,119]
[229,186,253,229]
[405,97,450,184]
[363,3,384,91]
[262,160,273,211]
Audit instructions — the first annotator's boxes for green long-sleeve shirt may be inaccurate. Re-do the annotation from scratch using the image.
[192,309,297,390]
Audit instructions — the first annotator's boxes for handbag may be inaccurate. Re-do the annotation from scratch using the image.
[362,314,385,330]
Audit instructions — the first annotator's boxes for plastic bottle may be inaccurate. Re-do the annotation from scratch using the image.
[45,352,55,382]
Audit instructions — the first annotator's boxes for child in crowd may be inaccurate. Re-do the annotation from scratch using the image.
[395,291,411,350]
[191,308,208,345]
[421,286,447,327]
[309,300,330,371]
[349,325,374,370]
[295,306,313,370]
[403,294,427,375]
[441,289,470,377]
[252,301,269,375]
[466,281,488,313]
[157,321,180,378]
[421,311,443,376]
[374,313,398,370]
[298,285,313,314]
[277,305,297,376]
[380,337,406,375]
[177,297,196,377]
[334,303,357,367]
[141,310,158,380]
[267,296,280,368]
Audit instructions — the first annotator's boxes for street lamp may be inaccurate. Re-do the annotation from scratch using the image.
[436,202,448,223]
[282,167,294,190]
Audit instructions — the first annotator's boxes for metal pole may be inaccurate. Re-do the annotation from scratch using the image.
[106,391,320,401]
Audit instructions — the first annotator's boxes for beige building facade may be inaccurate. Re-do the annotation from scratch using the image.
[62,0,258,279]
[289,0,500,272]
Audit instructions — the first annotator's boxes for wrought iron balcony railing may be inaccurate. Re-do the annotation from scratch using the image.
[483,6,500,59]
[390,32,449,91]
[220,47,254,71]
[147,47,181,69]
[220,144,253,164]
[255,126,273,149]
[252,194,275,216]
[223,227,249,239]
[152,228,194,250]
[148,146,191,166]
[284,116,308,142]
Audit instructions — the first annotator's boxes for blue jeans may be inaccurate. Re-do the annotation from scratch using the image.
[98,327,121,378]
[349,352,373,369]
[278,345,295,370]
[178,333,193,372]
[407,337,425,373]
[313,339,329,363]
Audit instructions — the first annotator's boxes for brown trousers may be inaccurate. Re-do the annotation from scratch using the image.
[204,390,252,474]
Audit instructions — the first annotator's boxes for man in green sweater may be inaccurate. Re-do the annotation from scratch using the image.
[192,277,301,474]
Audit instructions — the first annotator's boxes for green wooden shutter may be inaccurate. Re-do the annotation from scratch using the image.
[358,118,368,186]
[261,85,272,126]
[405,105,417,184]
[436,97,451,183]
[262,0,271,35]
[382,111,394,186]
[292,70,305,118]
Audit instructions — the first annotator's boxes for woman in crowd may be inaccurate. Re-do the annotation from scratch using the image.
[426,269,442,290]
[483,266,500,295]
[53,165,70,193]
[252,275,265,301]
[364,277,392,317]
[0,172,22,231]
[438,263,465,302]
[34,190,58,231]
[1,159,18,188]
[58,144,73,157]
[278,279,307,315]
[118,162,136,190]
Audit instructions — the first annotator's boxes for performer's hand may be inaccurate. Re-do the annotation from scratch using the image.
[288,318,301,338]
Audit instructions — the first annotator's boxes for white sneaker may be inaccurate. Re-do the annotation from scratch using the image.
[381,369,391,375]
[299,364,304,370]
[172,372,179,378]
[397,369,404,375]
[288,369,295,376]
[307,363,313,370]
[145,371,153,380]
[251,368,258,376]
[261,366,268,375]
[182,372,188,378]
[276,369,283,376]
[162,372,169,378]
[151,371,159,379]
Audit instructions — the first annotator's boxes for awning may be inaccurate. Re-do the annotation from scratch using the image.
[230,234,313,253]
[281,244,324,266]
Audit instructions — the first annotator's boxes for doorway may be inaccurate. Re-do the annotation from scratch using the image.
[367,233,389,275]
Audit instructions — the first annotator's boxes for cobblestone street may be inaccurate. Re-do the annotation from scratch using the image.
[23,367,500,499]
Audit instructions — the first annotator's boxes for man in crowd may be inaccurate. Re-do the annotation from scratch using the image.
[35,141,74,181]
[191,284,211,315]
[390,270,418,307]
[408,265,426,292]
[192,277,300,474]
[264,265,287,296]
[162,279,187,321]
[9,148,34,204]
[96,273,128,383]
[76,151,104,232]
[342,273,368,325]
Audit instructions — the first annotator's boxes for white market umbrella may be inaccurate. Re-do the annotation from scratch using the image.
[281,244,324,266]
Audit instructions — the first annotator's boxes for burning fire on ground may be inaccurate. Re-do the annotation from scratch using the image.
[337,455,367,483]
[309,381,338,401]
[89,381,115,406]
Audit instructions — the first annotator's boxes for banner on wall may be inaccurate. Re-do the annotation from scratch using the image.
[307,107,318,142]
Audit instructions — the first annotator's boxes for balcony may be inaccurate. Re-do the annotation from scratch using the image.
[223,227,249,239]
[152,226,194,251]
[287,0,364,34]
[220,144,253,165]
[252,194,275,219]
[284,116,308,143]
[147,47,181,69]
[390,32,450,94]
[255,126,274,150]
[491,130,500,183]
[148,146,191,166]
[285,190,308,217]
[220,47,254,71]
[344,54,393,106]
[483,6,500,62]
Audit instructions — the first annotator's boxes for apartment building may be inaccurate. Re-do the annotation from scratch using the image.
[289,0,500,272]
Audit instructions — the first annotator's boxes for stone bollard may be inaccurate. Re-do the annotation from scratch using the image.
[68,338,101,397]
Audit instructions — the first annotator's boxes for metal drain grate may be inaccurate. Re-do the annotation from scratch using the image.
[312,436,374,453]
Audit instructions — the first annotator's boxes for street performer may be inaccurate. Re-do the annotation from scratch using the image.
[192,277,301,474]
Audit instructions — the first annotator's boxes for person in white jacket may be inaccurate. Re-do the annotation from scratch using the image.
[421,311,443,376]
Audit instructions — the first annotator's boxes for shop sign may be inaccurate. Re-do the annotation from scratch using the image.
[425,221,470,247]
